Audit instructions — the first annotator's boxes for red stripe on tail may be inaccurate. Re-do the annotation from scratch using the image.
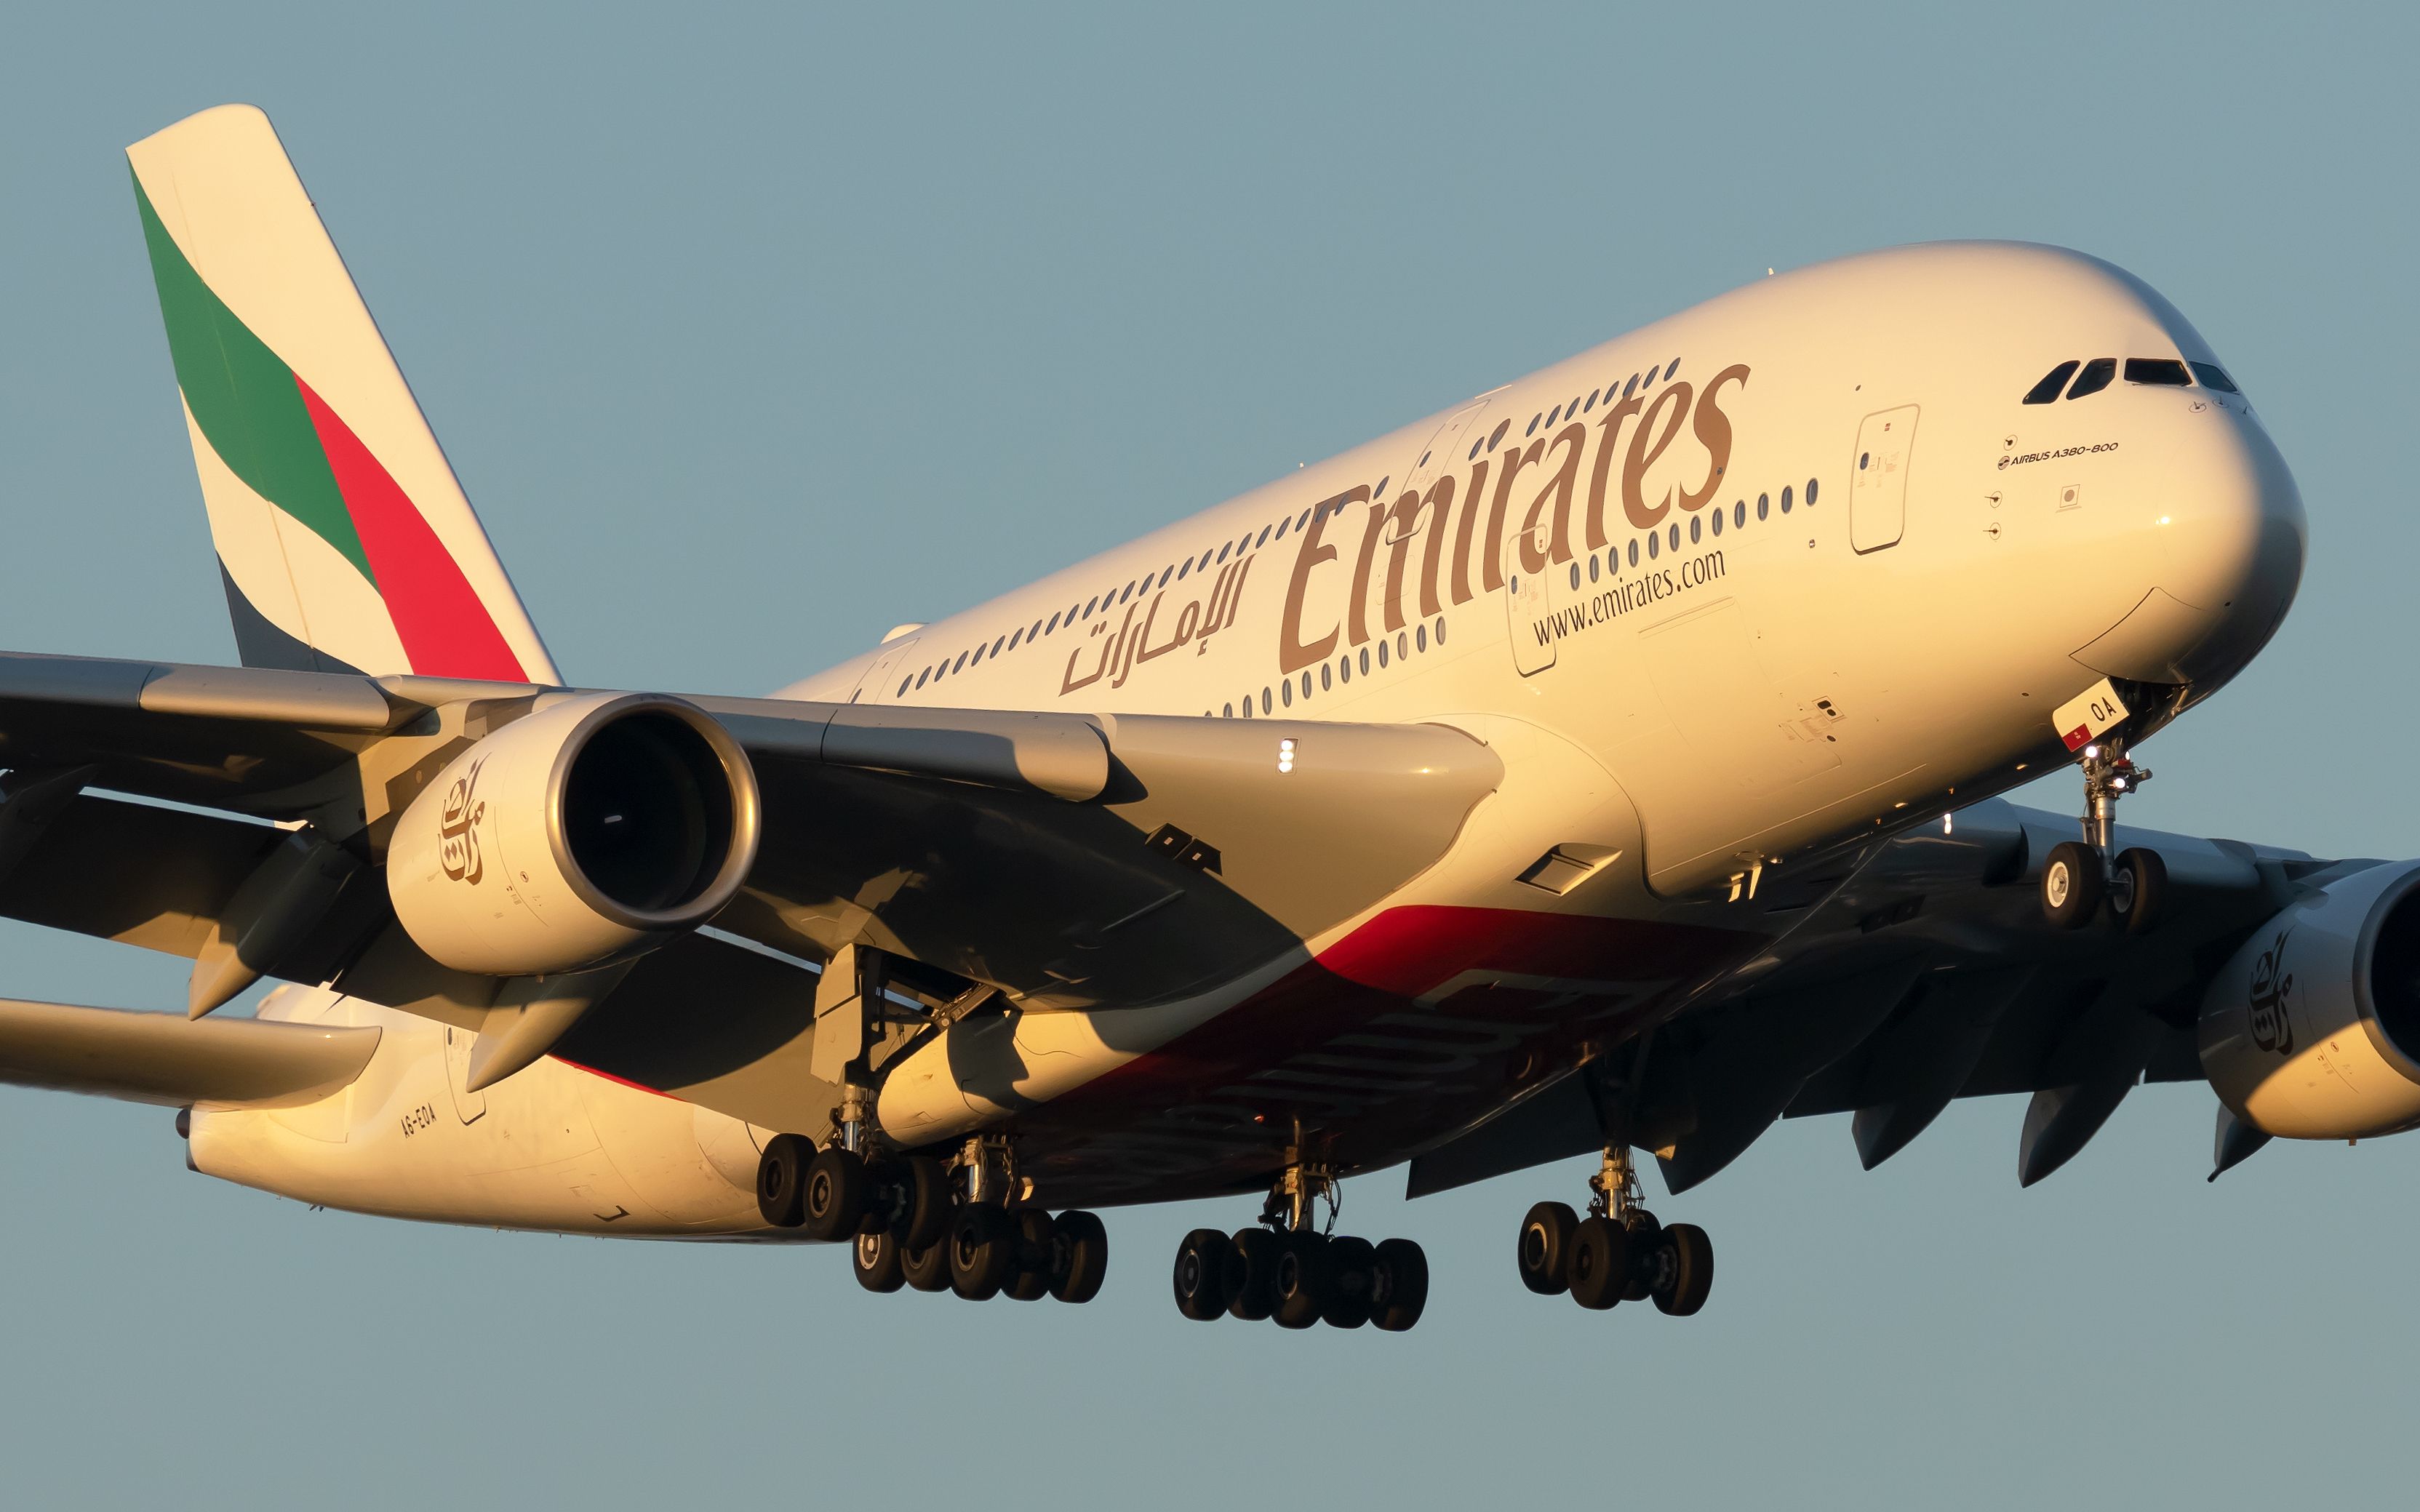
[293,375,527,681]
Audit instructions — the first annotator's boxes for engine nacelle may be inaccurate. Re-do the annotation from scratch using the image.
[388,692,761,977]
[2199,858,2420,1140]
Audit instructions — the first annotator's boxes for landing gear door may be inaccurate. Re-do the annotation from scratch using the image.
[1504,528,1557,676]
[1850,405,1920,553]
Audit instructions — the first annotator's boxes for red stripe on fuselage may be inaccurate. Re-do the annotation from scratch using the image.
[1049,903,1752,1119]
[294,375,527,681]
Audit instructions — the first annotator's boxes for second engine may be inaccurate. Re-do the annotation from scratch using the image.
[386,692,761,977]
[2199,857,2420,1140]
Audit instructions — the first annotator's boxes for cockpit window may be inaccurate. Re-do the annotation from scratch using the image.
[2125,358,2192,387]
[2023,361,2080,404]
[2066,357,2117,399]
[2189,361,2241,393]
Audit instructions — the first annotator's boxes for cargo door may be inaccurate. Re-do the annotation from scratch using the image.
[1850,405,1920,553]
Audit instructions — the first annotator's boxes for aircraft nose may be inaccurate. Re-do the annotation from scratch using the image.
[2069,403,2305,692]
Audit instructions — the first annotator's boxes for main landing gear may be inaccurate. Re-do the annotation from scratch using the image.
[1169,1159,1429,1331]
[2040,739,2166,934]
[758,1132,1108,1305]
[1517,1145,1712,1316]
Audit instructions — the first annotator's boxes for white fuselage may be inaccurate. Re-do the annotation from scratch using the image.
[192,241,2305,1233]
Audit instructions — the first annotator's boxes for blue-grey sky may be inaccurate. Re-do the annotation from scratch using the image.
[2,3,2413,1505]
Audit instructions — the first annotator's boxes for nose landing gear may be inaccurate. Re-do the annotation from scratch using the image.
[1515,1145,1712,1316]
[2041,740,2165,933]
[1169,1155,1430,1331]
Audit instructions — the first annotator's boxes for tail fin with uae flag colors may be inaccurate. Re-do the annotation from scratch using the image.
[127,105,559,684]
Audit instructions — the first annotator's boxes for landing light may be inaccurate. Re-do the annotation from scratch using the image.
[2158,515,2173,525]
[1277,737,1296,775]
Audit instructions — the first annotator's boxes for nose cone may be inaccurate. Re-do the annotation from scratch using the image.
[2069,403,2304,693]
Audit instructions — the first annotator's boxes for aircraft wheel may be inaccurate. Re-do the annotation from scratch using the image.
[949,1204,1016,1300]
[1568,1215,1630,1311]
[2041,841,2104,929]
[755,1133,815,1228]
[1173,1227,1233,1320]
[901,1236,954,1293]
[1005,1209,1055,1300]
[1271,1231,1333,1330]
[1322,1236,1376,1329]
[894,1156,951,1249]
[2109,847,2168,935]
[801,1147,868,1241]
[1652,1223,1714,1316]
[1621,1212,1663,1303]
[1224,1228,1279,1321]
[1371,1237,1429,1332]
[853,1229,905,1293]
[1049,1210,1109,1304]
[1517,1200,1578,1295]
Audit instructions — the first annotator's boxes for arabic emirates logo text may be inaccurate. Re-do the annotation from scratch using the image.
[2248,928,2295,1055]
[438,759,486,885]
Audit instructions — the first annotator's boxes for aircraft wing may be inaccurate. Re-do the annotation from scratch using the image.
[1405,796,2331,1197]
[0,997,378,1108]
[0,651,1503,1130]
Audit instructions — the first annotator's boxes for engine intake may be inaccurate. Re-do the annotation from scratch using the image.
[388,692,761,977]
[2199,857,2420,1140]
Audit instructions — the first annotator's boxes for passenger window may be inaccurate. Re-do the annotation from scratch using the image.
[2066,358,2117,399]
[2189,362,2240,393]
[2023,361,2080,404]
[2125,358,2192,387]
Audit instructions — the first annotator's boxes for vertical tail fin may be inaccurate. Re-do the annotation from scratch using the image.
[127,105,559,684]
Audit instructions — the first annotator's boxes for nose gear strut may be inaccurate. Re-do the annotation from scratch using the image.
[2041,738,2168,932]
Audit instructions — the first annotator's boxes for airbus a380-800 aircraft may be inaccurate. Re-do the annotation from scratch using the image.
[0,103,2368,1330]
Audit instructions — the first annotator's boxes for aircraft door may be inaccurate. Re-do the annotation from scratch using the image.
[1850,405,1920,552]
[1504,526,1557,676]
[1365,399,1489,636]
[849,638,919,703]
[444,1024,487,1124]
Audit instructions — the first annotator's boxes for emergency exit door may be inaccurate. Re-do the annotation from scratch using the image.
[1850,405,1920,553]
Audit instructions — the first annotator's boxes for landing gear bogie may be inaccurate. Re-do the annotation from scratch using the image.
[1168,1156,1430,1331]
[1520,1143,1716,1320]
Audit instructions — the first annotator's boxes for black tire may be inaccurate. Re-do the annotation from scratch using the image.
[1568,1215,1630,1311]
[1322,1236,1377,1329]
[1621,1212,1663,1303]
[853,1229,905,1293]
[801,1147,868,1242]
[2110,847,2168,935]
[755,1133,814,1228]
[1271,1231,1333,1331]
[1653,1223,1714,1316]
[1050,1210,1109,1304]
[1172,1227,1232,1321]
[1517,1200,1578,1295]
[901,1237,953,1293]
[1372,1237,1429,1332]
[2041,841,2104,929]
[949,1204,1016,1300]
[1225,1228,1279,1320]
[894,1156,951,1249]
[1005,1209,1055,1300]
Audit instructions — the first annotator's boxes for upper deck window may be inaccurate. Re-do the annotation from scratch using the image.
[2125,358,2192,387]
[2189,362,2241,393]
[2066,358,2117,399]
[2024,361,2080,404]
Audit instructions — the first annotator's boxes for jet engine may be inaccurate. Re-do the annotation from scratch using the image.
[387,692,761,977]
[2199,857,2420,1140]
